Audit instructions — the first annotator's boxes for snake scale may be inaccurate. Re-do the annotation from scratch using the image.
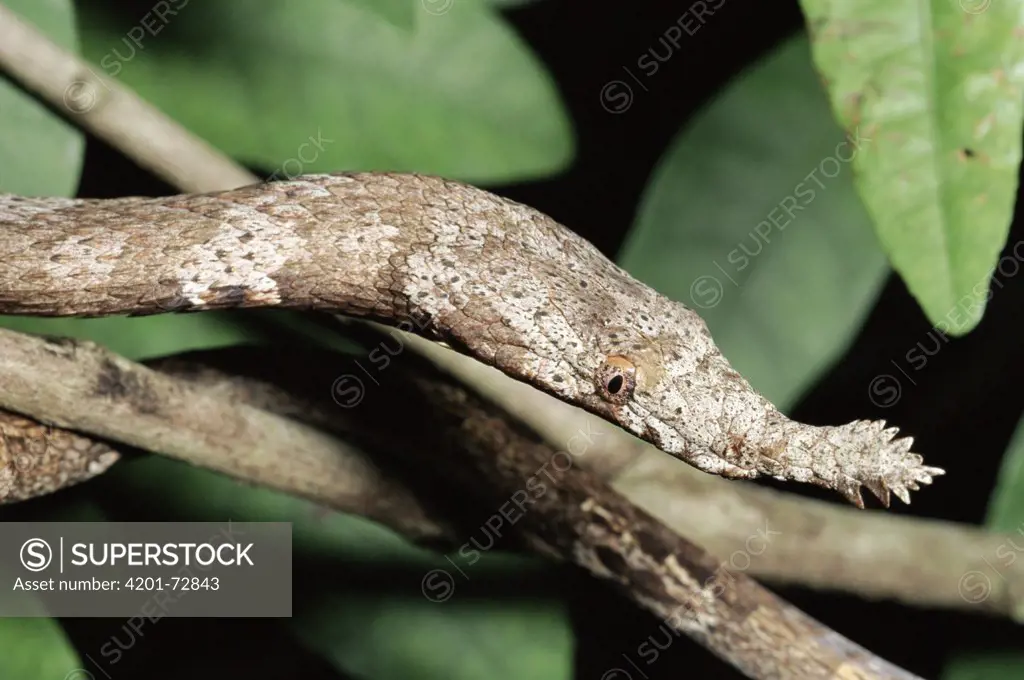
[0,172,943,507]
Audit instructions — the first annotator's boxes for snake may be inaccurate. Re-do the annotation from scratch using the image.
[0,172,944,507]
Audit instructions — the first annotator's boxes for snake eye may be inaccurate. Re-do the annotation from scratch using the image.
[597,355,637,405]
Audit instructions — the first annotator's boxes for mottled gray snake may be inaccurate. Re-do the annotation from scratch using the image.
[0,172,944,507]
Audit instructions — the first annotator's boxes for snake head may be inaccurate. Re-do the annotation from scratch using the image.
[576,314,944,508]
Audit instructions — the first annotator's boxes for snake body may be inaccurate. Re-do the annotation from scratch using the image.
[0,172,943,505]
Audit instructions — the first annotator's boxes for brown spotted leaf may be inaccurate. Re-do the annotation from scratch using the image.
[798,0,1024,334]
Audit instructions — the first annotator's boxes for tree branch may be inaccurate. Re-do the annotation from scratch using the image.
[0,328,929,679]
[0,409,119,502]
[2,328,1022,623]
[0,328,445,540]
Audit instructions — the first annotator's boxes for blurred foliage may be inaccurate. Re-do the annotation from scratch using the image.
[0,618,82,679]
[798,0,1024,335]
[342,0,417,30]
[986,417,1024,533]
[941,414,1024,679]
[0,314,250,361]
[76,0,573,183]
[1,0,1024,678]
[295,596,572,680]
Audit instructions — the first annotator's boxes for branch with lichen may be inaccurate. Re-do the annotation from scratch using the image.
[2,330,1021,623]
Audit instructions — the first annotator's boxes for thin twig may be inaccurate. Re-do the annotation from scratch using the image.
[0,3,256,192]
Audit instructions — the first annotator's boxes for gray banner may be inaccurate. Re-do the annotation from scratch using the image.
[0,522,291,617]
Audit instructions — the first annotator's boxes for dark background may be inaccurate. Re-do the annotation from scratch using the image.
[26,0,1024,678]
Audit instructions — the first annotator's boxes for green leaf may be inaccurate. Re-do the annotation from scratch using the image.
[618,34,887,409]
[940,412,1024,676]
[985,415,1024,530]
[797,0,1024,334]
[0,0,84,197]
[341,0,415,30]
[293,595,573,680]
[76,0,573,183]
